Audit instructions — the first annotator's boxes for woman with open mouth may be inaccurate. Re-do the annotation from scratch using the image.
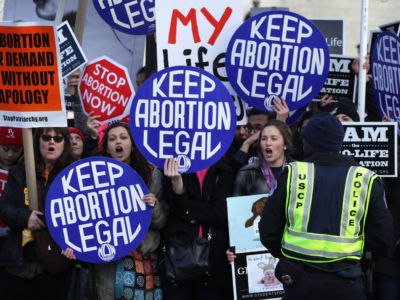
[92,121,167,300]
[232,119,293,197]
[226,120,293,264]
[0,127,76,300]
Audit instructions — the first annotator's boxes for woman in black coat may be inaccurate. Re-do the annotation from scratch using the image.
[0,127,75,300]
[162,157,235,300]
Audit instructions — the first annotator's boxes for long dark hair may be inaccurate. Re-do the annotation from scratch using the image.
[257,119,293,162]
[101,122,152,186]
[33,127,75,173]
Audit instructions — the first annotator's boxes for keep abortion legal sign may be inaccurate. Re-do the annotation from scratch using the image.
[130,66,236,173]
[226,10,329,112]
[45,157,151,263]
[93,0,155,35]
[372,31,400,135]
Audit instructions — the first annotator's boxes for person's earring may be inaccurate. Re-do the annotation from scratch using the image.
[284,146,287,150]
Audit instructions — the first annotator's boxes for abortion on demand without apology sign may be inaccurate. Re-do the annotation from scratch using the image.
[130,66,236,173]
[372,31,400,133]
[0,22,66,128]
[226,10,330,112]
[45,157,151,263]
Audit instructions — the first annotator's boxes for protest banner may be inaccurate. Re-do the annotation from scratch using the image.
[310,19,344,55]
[92,0,155,35]
[4,0,146,92]
[130,66,236,173]
[379,20,400,37]
[57,21,87,78]
[341,122,397,177]
[315,55,357,102]
[0,22,66,128]
[371,31,400,133]
[232,250,284,300]
[79,56,135,123]
[227,194,284,300]
[226,10,330,112]
[155,0,247,124]
[45,157,152,263]
[251,10,344,56]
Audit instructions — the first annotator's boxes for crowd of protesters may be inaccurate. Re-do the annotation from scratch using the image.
[0,46,398,300]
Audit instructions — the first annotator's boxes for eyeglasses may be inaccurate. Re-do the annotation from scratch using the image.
[41,135,64,143]
[246,124,263,133]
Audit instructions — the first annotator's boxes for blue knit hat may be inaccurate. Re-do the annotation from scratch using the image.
[300,113,344,152]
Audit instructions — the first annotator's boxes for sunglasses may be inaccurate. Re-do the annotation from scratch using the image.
[41,134,64,143]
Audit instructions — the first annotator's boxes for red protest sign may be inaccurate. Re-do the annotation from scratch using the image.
[78,56,134,123]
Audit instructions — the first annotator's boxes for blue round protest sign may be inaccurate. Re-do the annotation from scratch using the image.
[92,0,155,35]
[45,157,151,263]
[130,66,237,173]
[372,31,400,135]
[226,10,329,112]
[286,104,307,126]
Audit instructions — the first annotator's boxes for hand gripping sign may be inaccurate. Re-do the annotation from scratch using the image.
[93,0,155,35]
[130,66,236,173]
[226,10,330,112]
[372,31,400,135]
[79,56,134,123]
[45,157,151,263]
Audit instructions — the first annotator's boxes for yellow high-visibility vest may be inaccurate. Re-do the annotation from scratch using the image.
[281,162,377,263]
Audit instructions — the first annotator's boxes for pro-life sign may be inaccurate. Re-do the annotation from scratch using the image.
[57,21,87,78]
[45,157,152,263]
[0,22,67,128]
[341,122,398,177]
[79,56,134,123]
[226,10,330,112]
[371,31,400,134]
[315,55,356,102]
[130,66,236,173]
[93,0,155,35]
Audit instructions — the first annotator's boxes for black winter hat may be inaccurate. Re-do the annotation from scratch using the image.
[300,113,345,152]
[331,100,360,122]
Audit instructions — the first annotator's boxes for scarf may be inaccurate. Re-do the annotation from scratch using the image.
[260,157,287,190]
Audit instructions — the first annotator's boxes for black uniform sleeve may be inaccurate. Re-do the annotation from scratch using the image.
[259,169,288,258]
[364,177,393,256]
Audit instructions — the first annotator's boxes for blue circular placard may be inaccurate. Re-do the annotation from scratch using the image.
[286,104,307,126]
[45,157,151,263]
[226,10,329,112]
[372,31,400,135]
[130,66,237,173]
[92,0,155,35]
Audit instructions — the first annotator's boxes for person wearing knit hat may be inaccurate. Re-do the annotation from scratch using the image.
[68,127,85,159]
[300,112,345,155]
[259,113,392,300]
[331,99,360,122]
[0,127,23,171]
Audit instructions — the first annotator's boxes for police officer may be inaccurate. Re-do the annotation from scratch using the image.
[259,113,392,300]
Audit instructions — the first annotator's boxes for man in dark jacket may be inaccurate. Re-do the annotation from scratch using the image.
[259,113,392,300]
